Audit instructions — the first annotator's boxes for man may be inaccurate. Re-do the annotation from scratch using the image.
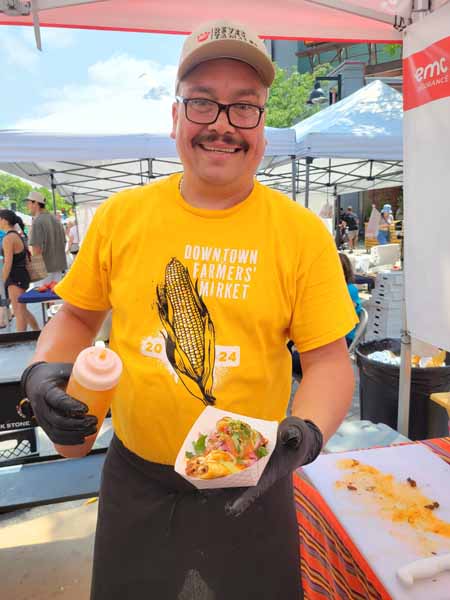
[377,203,393,244]
[26,190,67,283]
[21,20,357,599]
[341,205,359,252]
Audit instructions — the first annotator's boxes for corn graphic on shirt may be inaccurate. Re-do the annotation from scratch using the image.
[55,174,357,464]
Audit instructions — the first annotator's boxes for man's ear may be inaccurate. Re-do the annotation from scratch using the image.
[171,102,178,140]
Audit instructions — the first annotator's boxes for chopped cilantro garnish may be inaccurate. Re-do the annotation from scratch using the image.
[192,433,207,455]
[185,451,194,459]
[256,446,268,458]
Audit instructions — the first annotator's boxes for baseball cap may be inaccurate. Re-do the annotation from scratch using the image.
[176,20,275,89]
[26,190,45,205]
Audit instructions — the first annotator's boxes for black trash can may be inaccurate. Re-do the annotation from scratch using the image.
[356,338,450,440]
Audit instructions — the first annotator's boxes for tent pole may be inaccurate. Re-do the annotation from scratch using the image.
[305,157,313,208]
[397,289,412,437]
[333,186,340,247]
[148,158,153,181]
[72,193,80,240]
[49,170,57,215]
[397,0,431,438]
[397,0,427,437]
[290,155,296,202]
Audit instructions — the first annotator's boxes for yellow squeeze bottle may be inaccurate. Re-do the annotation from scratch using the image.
[54,343,123,458]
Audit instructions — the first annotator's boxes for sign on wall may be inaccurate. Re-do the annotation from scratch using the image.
[404,34,450,110]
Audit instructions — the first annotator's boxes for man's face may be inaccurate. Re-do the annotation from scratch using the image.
[26,200,38,216]
[171,59,267,189]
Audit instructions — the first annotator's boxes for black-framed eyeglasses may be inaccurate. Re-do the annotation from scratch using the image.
[176,96,265,129]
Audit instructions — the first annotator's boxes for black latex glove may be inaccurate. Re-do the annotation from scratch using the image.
[226,416,323,517]
[20,361,98,445]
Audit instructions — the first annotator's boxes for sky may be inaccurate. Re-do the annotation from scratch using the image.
[0,25,185,134]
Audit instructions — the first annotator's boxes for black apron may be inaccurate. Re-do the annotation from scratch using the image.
[91,435,303,600]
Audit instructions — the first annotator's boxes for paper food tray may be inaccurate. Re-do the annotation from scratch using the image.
[174,406,278,489]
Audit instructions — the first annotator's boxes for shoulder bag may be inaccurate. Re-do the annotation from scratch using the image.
[26,253,48,282]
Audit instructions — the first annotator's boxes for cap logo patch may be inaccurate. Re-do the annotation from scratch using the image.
[194,26,258,47]
[197,31,210,43]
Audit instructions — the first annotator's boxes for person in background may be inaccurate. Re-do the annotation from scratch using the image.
[21,20,357,599]
[0,209,40,332]
[336,208,347,249]
[339,252,362,346]
[354,272,376,292]
[63,220,72,253]
[26,190,67,283]
[341,206,359,252]
[377,203,393,245]
[66,219,80,258]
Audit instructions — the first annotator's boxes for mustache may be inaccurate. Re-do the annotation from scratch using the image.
[192,133,249,151]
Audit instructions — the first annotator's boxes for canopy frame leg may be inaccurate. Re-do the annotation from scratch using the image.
[305,157,313,208]
[290,155,297,202]
[397,291,412,436]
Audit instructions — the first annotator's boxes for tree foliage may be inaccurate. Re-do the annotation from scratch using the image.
[265,63,333,128]
[384,43,402,58]
[0,172,72,215]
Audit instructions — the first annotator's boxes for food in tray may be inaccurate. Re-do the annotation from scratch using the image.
[185,417,269,479]
[335,459,450,538]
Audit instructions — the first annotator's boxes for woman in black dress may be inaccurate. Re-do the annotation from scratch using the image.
[0,209,40,332]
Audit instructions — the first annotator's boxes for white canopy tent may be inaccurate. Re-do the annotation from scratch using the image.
[0,0,404,48]
[0,131,182,207]
[0,131,177,162]
[259,80,403,206]
[291,79,403,161]
[0,157,183,206]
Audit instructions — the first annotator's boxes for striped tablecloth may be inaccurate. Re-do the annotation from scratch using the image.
[294,437,450,600]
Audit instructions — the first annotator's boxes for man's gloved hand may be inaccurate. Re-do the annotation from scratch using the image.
[20,362,98,445]
[226,416,323,517]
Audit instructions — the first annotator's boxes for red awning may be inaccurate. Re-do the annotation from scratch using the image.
[0,0,402,43]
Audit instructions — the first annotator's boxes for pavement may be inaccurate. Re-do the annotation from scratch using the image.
[0,301,47,334]
[0,499,97,600]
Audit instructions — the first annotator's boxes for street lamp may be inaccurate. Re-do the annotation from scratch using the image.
[307,75,342,105]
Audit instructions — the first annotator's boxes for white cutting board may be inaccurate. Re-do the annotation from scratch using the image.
[303,445,450,600]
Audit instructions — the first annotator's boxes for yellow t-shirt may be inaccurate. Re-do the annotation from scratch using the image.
[55,174,357,464]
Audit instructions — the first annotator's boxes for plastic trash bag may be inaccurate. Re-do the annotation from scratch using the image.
[366,206,381,239]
